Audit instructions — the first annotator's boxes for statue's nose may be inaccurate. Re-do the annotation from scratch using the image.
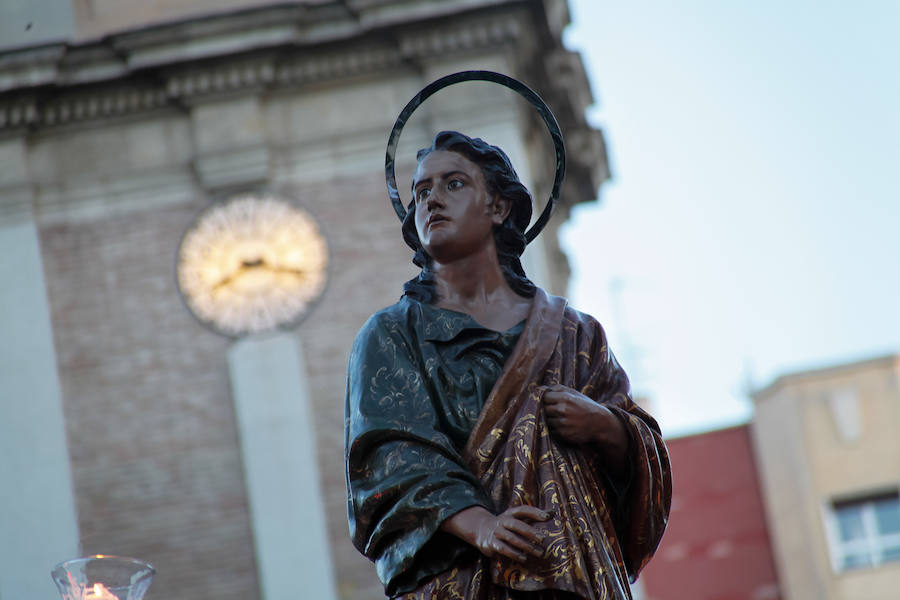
[426,192,445,210]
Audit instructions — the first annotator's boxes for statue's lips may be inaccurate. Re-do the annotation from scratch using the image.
[426,215,450,228]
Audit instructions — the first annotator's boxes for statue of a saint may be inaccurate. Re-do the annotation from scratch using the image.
[345,130,671,599]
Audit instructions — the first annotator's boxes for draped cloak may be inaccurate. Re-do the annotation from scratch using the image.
[345,289,671,598]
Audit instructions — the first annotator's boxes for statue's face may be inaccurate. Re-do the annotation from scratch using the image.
[412,150,509,263]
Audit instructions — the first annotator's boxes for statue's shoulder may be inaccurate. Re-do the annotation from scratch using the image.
[349,298,423,370]
[360,296,417,330]
[566,304,603,328]
[353,297,422,347]
[535,289,599,327]
[551,295,607,339]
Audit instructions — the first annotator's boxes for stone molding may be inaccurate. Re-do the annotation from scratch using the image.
[0,1,528,131]
[0,0,608,210]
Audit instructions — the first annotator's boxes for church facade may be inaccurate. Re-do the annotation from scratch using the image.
[0,2,607,599]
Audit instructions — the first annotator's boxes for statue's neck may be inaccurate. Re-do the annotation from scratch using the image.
[430,245,506,303]
[429,248,531,331]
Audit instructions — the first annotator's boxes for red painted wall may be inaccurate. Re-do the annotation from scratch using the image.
[638,425,782,600]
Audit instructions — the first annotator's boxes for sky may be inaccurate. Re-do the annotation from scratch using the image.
[560,0,900,436]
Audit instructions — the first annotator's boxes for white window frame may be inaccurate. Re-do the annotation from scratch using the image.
[823,489,900,572]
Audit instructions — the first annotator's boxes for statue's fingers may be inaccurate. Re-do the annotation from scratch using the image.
[545,415,569,433]
[549,384,579,399]
[498,529,543,558]
[506,505,551,522]
[504,519,544,546]
[544,389,579,406]
[544,394,569,412]
[492,537,529,562]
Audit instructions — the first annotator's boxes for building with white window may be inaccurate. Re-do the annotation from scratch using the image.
[829,492,900,571]
[751,354,900,600]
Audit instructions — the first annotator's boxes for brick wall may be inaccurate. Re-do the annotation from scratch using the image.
[39,167,419,599]
[41,200,261,599]
[638,425,781,600]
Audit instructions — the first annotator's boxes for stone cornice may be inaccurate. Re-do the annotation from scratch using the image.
[0,0,607,208]
[0,2,531,131]
[0,1,532,93]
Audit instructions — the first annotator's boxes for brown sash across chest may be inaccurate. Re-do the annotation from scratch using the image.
[455,289,629,599]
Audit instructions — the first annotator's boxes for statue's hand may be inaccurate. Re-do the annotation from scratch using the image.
[542,384,627,449]
[441,505,549,563]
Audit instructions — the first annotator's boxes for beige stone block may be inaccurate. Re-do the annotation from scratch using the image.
[0,137,28,186]
[27,116,186,184]
[74,0,293,42]
[192,97,265,154]
[266,82,392,145]
[0,185,35,223]
[194,145,269,190]
[122,116,194,170]
[35,171,196,225]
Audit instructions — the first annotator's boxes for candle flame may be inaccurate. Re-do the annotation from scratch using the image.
[86,582,118,600]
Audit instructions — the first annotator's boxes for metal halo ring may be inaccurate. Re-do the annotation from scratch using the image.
[385,70,566,244]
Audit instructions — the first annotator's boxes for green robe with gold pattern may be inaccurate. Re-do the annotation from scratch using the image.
[345,289,671,599]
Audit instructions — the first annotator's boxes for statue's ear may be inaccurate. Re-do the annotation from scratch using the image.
[491,194,512,225]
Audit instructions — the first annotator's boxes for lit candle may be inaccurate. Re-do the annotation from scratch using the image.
[84,583,118,600]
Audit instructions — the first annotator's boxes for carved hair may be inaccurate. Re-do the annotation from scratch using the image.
[402,130,536,303]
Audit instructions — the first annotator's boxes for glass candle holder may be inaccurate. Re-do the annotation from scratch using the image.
[51,555,156,600]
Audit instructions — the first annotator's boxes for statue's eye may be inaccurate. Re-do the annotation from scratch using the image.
[416,187,431,203]
[447,179,463,191]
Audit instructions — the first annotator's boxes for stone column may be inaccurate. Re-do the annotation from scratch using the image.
[227,333,338,600]
[0,136,80,600]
